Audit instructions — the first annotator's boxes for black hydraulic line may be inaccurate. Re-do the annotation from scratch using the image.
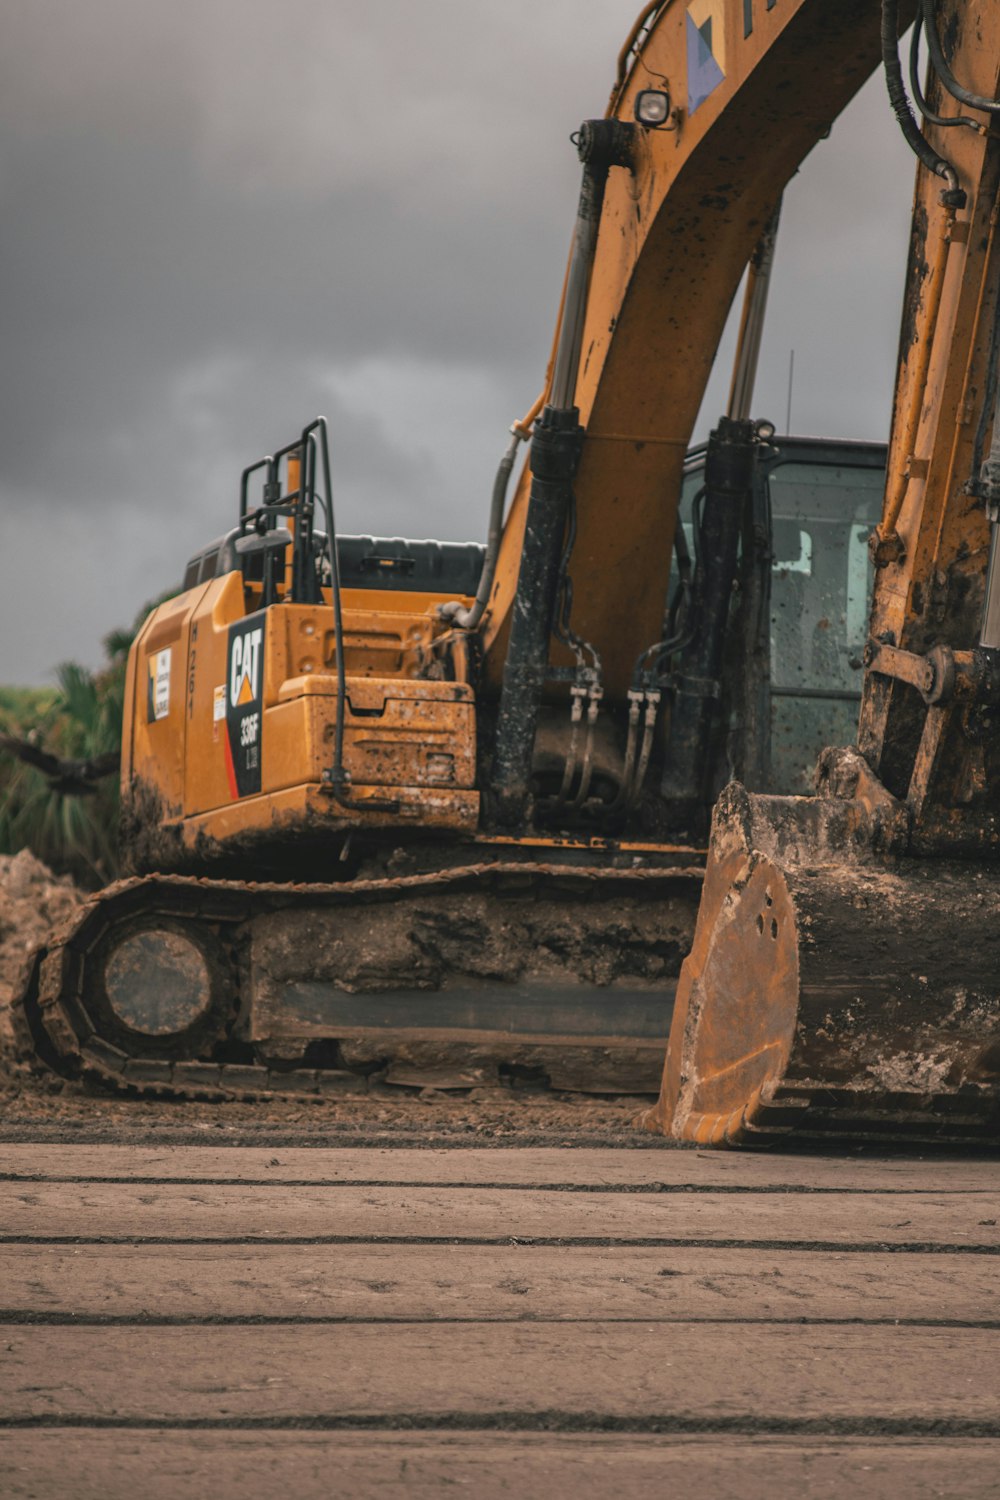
[976,302,1000,649]
[970,294,1000,501]
[920,0,1000,116]
[631,502,699,689]
[552,490,601,679]
[554,686,587,805]
[437,428,524,631]
[660,416,756,806]
[566,685,601,810]
[624,691,659,815]
[603,486,697,833]
[908,15,980,130]
[881,0,966,206]
[662,521,693,649]
[603,692,641,815]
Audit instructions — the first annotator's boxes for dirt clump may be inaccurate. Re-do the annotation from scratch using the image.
[0,850,82,1075]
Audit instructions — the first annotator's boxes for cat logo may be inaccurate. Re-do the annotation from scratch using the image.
[225,613,266,798]
[230,626,263,709]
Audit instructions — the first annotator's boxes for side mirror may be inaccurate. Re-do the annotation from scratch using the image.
[235,526,292,558]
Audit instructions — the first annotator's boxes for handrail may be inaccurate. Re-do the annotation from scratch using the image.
[608,1,668,116]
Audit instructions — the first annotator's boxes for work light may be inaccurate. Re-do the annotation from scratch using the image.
[634,89,671,127]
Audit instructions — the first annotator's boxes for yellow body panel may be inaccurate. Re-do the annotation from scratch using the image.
[122,570,480,864]
[176,783,479,855]
[127,584,212,821]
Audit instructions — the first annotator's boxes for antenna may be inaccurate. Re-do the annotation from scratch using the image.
[785,348,795,435]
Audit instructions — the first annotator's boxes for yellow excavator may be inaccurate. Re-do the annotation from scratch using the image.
[13,0,1000,1143]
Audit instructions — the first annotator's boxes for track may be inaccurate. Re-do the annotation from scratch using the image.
[12,862,699,1102]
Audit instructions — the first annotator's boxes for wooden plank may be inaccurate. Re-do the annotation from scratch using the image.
[4,1432,1000,1500]
[2,1241,997,1323]
[4,1323,998,1422]
[3,1182,998,1245]
[3,1143,996,1192]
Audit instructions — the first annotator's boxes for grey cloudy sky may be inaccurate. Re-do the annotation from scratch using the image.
[1,0,916,684]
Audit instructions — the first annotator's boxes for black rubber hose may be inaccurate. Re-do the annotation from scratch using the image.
[908,14,979,129]
[971,296,1000,492]
[882,0,965,203]
[437,429,522,630]
[920,0,1000,115]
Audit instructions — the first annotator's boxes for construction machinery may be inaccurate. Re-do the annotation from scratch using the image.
[13,0,1000,1142]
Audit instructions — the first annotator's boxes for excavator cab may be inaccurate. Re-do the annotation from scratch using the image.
[672,435,887,807]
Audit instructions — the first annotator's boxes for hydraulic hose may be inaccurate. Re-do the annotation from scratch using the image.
[908,15,980,130]
[881,0,965,205]
[437,427,525,630]
[920,0,1000,116]
[625,693,659,815]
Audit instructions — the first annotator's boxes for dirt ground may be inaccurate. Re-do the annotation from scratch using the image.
[6,1139,1000,1499]
[0,1071,662,1148]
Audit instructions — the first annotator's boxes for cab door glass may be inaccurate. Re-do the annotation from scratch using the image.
[768,462,883,695]
[767,459,884,791]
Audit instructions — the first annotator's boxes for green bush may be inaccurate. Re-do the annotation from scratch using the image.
[0,600,168,886]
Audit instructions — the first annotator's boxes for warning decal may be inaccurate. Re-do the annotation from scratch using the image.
[225,613,265,797]
[686,0,726,114]
[147,648,172,723]
[212,684,226,744]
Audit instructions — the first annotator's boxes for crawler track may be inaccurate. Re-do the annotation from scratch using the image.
[11,863,700,1104]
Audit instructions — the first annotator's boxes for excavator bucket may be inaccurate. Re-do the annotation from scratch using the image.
[644,760,1000,1146]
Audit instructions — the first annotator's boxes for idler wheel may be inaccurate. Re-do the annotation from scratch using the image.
[83,917,234,1059]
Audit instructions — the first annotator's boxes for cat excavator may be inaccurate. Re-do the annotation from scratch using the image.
[13,0,1000,1143]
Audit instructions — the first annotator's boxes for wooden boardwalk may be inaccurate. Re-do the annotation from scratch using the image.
[2,1143,999,1496]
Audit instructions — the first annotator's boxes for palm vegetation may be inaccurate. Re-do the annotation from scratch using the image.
[0,604,162,886]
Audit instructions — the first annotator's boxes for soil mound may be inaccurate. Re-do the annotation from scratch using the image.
[0,851,82,1062]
